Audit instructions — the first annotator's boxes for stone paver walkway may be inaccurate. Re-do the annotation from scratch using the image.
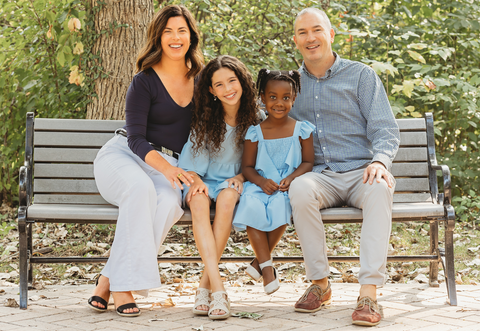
[1,282,479,330]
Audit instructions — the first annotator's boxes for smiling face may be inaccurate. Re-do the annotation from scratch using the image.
[209,68,243,110]
[160,16,191,62]
[293,11,335,66]
[261,80,295,120]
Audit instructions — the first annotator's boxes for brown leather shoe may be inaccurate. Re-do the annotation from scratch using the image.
[294,282,332,313]
[351,296,382,326]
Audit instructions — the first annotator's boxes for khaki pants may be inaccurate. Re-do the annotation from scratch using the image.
[289,167,395,286]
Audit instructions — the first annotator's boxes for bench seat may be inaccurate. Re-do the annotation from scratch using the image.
[26,202,445,222]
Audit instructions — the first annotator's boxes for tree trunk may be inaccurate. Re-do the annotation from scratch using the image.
[86,0,154,120]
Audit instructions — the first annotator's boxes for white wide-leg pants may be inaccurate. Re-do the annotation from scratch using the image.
[94,134,183,294]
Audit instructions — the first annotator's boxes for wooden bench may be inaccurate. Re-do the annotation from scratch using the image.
[17,111,457,309]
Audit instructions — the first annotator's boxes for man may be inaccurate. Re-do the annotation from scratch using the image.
[288,7,400,327]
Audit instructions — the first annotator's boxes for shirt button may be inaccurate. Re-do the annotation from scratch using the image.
[317,80,319,83]
[319,130,322,133]
[323,147,326,150]
[315,96,318,99]
[316,114,319,118]
[326,159,330,162]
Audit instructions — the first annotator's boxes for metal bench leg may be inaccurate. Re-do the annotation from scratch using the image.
[27,223,33,287]
[18,207,28,309]
[443,205,457,306]
[429,221,439,287]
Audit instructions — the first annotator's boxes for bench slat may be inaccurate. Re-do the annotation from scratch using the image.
[35,118,125,132]
[34,194,109,205]
[35,164,95,178]
[393,193,432,203]
[34,118,425,133]
[34,148,100,163]
[34,132,114,148]
[399,132,427,146]
[395,178,429,192]
[26,202,444,221]
[34,177,430,194]
[34,192,432,205]
[397,118,426,131]
[34,179,99,193]
[393,147,427,162]
[34,162,429,179]
[391,163,428,177]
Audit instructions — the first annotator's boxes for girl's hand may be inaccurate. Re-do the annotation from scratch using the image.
[279,176,293,192]
[163,165,194,190]
[186,177,209,203]
[226,175,244,194]
[260,178,279,195]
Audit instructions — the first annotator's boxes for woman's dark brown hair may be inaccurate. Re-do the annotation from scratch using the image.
[135,5,204,78]
[190,55,260,156]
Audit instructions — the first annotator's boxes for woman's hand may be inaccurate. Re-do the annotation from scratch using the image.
[186,176,209,203]
[260,178,279,195]
[279,176,293,192]
[163,165,194,190]
[225,175,244,194]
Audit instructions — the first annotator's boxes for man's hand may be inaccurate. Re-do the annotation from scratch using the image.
[363,162,393,188]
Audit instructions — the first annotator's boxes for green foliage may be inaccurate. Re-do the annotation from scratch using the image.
[170,0,318,74]
[325,0,480,218]
[1,0,479,223]
[0,0,91,203]
[453,191,480,226]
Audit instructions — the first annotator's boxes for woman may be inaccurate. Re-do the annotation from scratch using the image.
[87,5,203,317]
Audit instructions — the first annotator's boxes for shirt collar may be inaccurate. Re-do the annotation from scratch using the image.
[301,52,341,80]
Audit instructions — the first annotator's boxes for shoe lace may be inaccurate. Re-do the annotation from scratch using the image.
[355,296,379,315]
[298,283,328,303]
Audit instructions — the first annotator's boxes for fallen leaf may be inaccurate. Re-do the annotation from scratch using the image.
[148,318,166,322]
[4,298,19,307]
[232,312,263,320]
[192,326,204,331]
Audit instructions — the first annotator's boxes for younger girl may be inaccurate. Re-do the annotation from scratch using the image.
[233,69,315,295]
[178,55,263,319]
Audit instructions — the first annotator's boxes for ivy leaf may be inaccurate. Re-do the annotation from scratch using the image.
[57,51,65,67]
[407,51,426,64]
[408,43,428,50]
[402,80,415,98]
[391,84,404,95]
[370,61,398,77]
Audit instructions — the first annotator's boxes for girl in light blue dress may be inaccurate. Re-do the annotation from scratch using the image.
[233,69,315,295]
[178,55,263,319]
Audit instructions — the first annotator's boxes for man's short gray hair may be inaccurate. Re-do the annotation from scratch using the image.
[294,7,332,31]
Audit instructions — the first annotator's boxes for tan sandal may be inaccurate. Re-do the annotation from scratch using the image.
[192,288,210,316]
[208,291,231,320]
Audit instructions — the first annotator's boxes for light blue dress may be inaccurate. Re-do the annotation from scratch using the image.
[233,120,315,232]
[178,123,242,203]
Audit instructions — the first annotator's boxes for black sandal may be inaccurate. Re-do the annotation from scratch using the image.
[116,302,141,317]
[87,275,109,312]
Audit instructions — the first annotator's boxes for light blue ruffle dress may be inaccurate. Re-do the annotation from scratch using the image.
[178,123,243,203]
[233,120,315,232]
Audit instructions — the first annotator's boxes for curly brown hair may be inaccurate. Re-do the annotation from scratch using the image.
[190,55,260,156]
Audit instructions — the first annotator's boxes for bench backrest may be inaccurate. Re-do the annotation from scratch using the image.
[32,118,432,205]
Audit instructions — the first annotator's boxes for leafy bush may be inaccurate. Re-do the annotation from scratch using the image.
[1,0,479,223]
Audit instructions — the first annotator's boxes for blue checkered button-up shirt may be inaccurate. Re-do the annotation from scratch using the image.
[290,53,400,173]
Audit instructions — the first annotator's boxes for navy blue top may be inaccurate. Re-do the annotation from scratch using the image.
[124,68,193,161]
